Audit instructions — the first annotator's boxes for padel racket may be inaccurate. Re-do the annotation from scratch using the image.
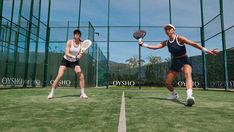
[133,30,147,42]
[211,48,219,55]
[80,39,92,53]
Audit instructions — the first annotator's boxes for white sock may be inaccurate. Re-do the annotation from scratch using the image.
[172,90,177,95]
[50,87,55,94]
[80,88,85,95]
[186,89,193,97]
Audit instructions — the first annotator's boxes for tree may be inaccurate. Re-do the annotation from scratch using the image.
[145,64,156,85]
[147,55,162,65]
[145,56,162,83]
[125,56,145,68]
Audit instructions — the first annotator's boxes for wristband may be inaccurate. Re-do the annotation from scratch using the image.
[142,43,149,48]
[202,47,209,53]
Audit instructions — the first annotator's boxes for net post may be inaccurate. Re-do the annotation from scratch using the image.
[200,0,208,90]
[23,0,34,87]
[43,0,51,87]
[106,0,110,89]
[77,0,82,28]
[13,0,23,82]
[0,0,3,37]
[138,0,142,90]
[4,0,15,83]
[32,0,42,87]
[219,0,229,90]
[169,0,172,24]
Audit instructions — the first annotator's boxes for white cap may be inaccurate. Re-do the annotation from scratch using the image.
[164,24,176,30]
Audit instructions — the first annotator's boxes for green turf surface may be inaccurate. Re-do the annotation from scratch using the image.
[0,87,234,132]
[125,88,234,132]
[0,88,121,132]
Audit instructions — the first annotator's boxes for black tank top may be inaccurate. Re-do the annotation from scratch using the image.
[166,35,186,57]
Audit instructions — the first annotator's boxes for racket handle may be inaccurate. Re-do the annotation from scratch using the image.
[142,43,149,48]
[138,38,142,42]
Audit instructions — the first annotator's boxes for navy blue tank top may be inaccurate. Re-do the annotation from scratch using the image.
[166,35,186,57]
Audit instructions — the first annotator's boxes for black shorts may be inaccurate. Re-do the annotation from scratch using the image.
[60,58,80,69]
[169,56,192,72]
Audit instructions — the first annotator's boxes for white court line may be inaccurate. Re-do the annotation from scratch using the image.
[118,91,126,132]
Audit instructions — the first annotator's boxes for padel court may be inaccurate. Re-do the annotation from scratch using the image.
[0,0,234,132]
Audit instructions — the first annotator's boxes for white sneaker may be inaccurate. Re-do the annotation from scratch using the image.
[185,96,195,106]
[80,93,88,99]
[47,92,54,99]
[167,93,179,100]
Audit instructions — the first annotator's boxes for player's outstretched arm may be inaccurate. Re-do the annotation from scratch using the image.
[178,35,219,55]
[138,41,167,50]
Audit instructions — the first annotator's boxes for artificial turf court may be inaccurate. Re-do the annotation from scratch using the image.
[0,87,234,132]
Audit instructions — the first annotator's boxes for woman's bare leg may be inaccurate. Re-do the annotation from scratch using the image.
[182,64,195,106]
[48,66,67,99]
[74,66,88,99]
[165,70,178,99]
[182,64,193,97]
[52,66,67,89]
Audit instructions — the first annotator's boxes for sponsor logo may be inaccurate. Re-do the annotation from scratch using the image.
[177,81,200,87]
[113,81,135,86]
[50,80,71,86]
[177,81,234,88]
[1,77,41,86]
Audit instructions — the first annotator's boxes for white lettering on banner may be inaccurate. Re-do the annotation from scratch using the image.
[15,78,23,84]
[177,81,200,87]
[177,81,185,87]
[2,77,8,84]
[113,81,135,86]
[35,80,41,86]
[177,81,234,88]
[229,81,234,87]
[209,81,234,88]
[1,77,41,86]
[50,80,71,86]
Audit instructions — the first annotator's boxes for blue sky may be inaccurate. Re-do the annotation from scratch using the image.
[3,0,234,63]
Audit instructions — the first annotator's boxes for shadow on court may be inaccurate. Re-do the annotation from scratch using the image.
[56,94,80,98]
[126,96,185,105]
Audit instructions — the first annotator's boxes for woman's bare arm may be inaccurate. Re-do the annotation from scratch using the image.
[139,40,167,50]
[178,35,219,55]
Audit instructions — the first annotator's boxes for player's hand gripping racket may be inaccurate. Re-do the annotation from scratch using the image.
[133,30,147,43]
[209,48,219,55]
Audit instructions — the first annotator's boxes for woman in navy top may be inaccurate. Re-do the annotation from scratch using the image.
[139,24,219,106]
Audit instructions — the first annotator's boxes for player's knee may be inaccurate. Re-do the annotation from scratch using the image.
[78,73,84,80]
[80,75,84,81]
